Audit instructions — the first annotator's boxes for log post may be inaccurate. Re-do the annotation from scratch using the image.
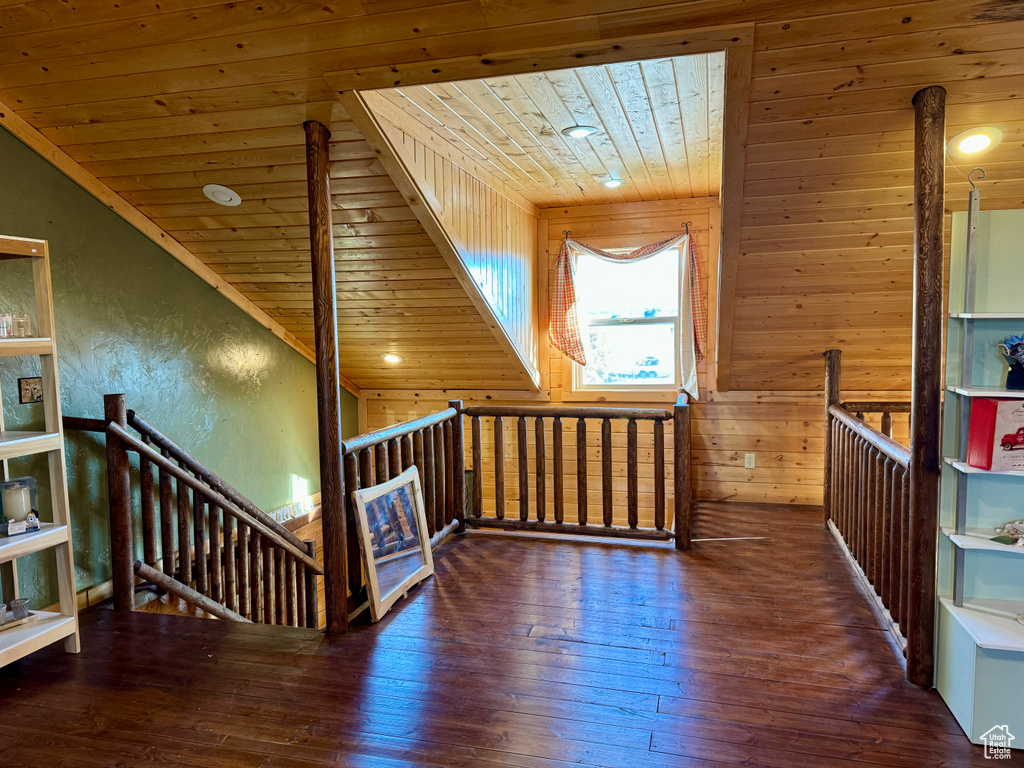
[907,85,945,687]
[105,394,134,612]
[304,119,348,635]
[673,395,692,551]
[823,349,841,525]
[303,538,320,629]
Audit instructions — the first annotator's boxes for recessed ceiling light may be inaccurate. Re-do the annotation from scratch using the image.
[202,183,242,207]
[947,127,1002,159]
[561,125,599,139]
[380,352,404,364]
[602,178,624,188]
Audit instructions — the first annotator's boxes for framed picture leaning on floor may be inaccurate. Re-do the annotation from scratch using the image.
[352,465,434,622]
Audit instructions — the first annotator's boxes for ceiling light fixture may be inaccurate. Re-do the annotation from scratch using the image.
[602,177,624,188]
[561,125,599,139]
[380,352,404,364]
[947,127,1003,159]
[202,183,242,207]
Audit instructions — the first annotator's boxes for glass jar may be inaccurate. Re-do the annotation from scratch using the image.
[13,314,30,338]
[0,314,11,338]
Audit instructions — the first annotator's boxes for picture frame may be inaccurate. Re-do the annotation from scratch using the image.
[18,377,43,405]
[352,465,434,622]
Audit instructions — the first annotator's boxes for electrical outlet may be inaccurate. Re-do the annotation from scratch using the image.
[744,453,756,469]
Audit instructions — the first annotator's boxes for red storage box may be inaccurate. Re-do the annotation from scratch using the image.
[967,398,1024,471]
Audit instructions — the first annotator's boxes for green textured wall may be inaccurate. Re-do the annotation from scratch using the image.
[0,127,357,607]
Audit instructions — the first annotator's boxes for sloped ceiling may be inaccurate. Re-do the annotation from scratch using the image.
[2,1,1023,391]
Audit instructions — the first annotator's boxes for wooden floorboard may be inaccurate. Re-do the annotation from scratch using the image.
[0,503,1004,767]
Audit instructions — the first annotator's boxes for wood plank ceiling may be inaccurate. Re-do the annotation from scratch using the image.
[1,0,1023,391]
[368,53,724,207]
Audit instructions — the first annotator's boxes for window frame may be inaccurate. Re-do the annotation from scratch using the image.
[562,246,683,401]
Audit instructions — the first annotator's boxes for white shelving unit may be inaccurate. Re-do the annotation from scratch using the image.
[0,235,80,667]
[936,199,1024,747]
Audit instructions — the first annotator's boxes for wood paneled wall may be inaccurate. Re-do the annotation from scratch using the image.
[363,198,908,509]
[380,114,540,372]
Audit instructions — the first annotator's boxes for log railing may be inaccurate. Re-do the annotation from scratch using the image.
[339,402,465,608]
[461,397,693,549]
[823,349,915,657]
[83,394,324,628]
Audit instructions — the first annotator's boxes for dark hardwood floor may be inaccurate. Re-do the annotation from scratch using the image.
[0,503,1007,767]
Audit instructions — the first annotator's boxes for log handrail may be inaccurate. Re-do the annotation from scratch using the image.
[829,405,910,468]
[342,408,456,454]
[127,411,305,552]
[462,405,672,421]
[108,423,323,575]
[840,401,911,414]
[133,561,252,622]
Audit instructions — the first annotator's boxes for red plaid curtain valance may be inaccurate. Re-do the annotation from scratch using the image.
[549,232,707,397]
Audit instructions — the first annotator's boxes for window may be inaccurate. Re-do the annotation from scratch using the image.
[573,247,680,389]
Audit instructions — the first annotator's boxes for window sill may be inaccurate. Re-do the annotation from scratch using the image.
[562,387,682,404]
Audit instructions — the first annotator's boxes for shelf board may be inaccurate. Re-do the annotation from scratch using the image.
[945,385,1024,400]
[941,597,1024,652]
[941,527,1024,555]
[0,337,53,357]
[0,431,61,461]
[944,457,1024,477]
[949,312,1024,320]
[0,523,68,564]
[0,611,76,666]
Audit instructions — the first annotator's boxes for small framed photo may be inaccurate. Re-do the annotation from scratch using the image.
[353,465,434,622]
[18,377,43,405]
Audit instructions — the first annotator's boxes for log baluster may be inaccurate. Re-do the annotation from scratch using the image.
[400,433,414,471]
[517,416,529,522]
[494,417,505,520]
[159,453,174,578]
[251,528,263,623]
[865,447,876,582]
[872,452,886,593]
[823,349,841,525]
[552,417,563,525]
[433,424,446,533]
[443,415,455,526]
[344,452,362,601]
[471,416,483,519]
[296,557,306,628]
[448,401,465,532]
[303,538,319,629]
[237,524,251,619]
[900,470,912,634]
[535,416,546,523]
[375,443,388,490]
[176,460,192,586]
[880,458,894,607]
[388,437,401,479]
[881,411,893,438]
[263,536,275,624]
[422,428,436,534]
[577,419,587,525]
[601,419,613,527]
[209,503,222,603]
[192,483,208,596]
[276,547,288,625]
[654,419,665,531]
[627,418,639,529]
[223,512,236,613]
[140,434,157,567]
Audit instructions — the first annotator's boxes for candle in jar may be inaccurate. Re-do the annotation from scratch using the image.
[1,484,32,522]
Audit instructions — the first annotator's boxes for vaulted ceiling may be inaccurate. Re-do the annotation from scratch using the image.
[2,0,1024,392]
[368,53,724,207]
